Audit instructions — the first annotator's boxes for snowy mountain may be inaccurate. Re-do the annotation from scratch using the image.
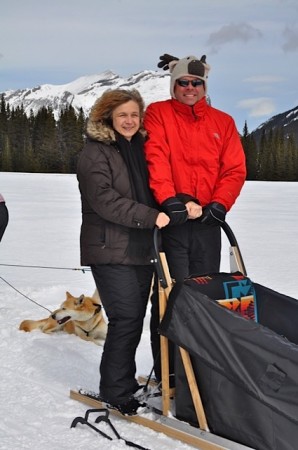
[250,105,298,142]
[1,70,171,120]
[2,70,298,140]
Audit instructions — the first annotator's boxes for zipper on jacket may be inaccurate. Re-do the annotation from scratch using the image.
[191,106,199,120]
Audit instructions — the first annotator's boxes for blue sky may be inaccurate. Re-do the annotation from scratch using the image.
[1,0,298,132]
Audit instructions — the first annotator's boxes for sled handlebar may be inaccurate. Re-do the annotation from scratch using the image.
[220,221,247,276]
[152,227,168,289]
[153,221,247,289]
[220,221,239,247]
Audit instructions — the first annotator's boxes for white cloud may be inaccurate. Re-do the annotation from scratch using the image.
[237,98,276,117]
[206,22,262,53]
[282,26,298,51]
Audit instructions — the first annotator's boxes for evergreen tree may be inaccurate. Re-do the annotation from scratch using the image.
[57,105,85,173]
[7,105,31,172]
[284,134,298,181]
[241,121,258,180]
[0,136,12,171]
[32,107,59,172]
[0,95,10,170]
[273,128,286,180]
[257,130,270,180]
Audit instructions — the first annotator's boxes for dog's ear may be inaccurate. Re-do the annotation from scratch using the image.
[77,294,85,305]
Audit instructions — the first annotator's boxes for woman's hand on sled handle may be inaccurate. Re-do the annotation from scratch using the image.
[186,201,203,220]
[155,212,170,229]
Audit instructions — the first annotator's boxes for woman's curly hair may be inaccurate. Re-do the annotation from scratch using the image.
[89,88,145,125]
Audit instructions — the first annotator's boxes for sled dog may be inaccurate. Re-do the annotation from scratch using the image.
[19,290,107,345]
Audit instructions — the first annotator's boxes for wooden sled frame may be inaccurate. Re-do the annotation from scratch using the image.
[156,249,209,430]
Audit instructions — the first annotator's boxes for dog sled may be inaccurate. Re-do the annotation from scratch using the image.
[70,222,298,450]
[156,222,298,450]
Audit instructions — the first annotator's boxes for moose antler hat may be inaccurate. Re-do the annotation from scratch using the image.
[158,53,211,99]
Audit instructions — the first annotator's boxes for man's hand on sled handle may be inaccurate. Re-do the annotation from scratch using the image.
[186,201,203,220]
[155,212,170,229]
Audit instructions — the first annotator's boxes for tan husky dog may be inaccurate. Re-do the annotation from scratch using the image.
[19,290,107,345]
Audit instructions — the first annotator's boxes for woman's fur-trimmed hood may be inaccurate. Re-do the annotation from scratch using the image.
[86,119,116,143]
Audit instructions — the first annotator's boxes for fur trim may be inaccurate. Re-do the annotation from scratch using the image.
[86,118,146,143]
[86,120,116,143]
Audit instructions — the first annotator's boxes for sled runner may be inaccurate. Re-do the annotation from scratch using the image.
[69,389,252,449]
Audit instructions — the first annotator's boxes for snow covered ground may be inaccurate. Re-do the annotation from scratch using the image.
[1,172,298,450]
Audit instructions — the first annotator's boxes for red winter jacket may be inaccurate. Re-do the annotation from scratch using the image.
[144,97,246,211]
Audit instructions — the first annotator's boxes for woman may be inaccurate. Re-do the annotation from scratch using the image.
[77,89,169,415]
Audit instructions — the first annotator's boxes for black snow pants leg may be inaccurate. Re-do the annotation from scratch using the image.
[91,264,154,405]
[161,220,222,281]
[0,202,9,242]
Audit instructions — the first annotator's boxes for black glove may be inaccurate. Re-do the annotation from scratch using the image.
[161,197,188,226]
[176,192,200,205]
[200,202,226,226]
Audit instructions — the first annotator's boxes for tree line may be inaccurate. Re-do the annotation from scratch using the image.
[1,94,298,180]
[0,95,85,173]
[242,121,298,181]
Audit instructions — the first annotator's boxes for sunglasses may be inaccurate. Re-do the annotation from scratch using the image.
[176,79,204,87]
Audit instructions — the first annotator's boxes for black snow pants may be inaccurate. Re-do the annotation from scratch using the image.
[161,220,222,282]
[150,221,222,382]
[0,202,9,242]
[91,264,154,405]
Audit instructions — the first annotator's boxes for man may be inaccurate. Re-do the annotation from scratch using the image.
[144,54,246,382]
[144,53,246,280]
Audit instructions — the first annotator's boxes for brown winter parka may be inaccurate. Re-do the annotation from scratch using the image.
[77,120,160,267]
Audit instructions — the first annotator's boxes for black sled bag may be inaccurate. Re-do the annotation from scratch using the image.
[159,273,298,450]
